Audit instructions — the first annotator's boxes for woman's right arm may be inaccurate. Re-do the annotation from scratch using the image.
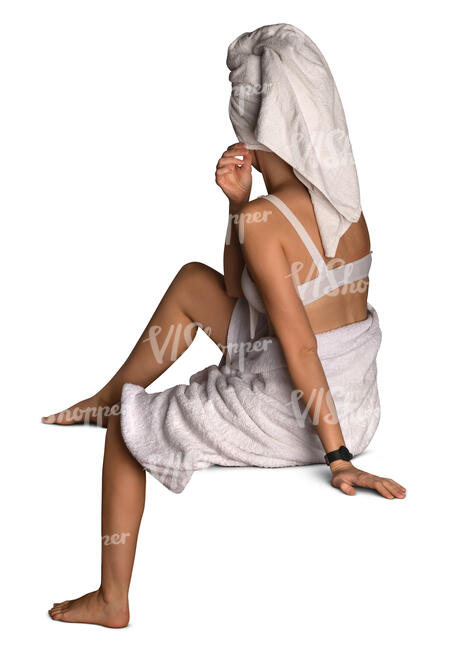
[237,205,406,499]
[215,143,252,297]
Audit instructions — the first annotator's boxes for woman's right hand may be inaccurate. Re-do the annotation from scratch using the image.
[330,462,407,499]
[215,142,252,206]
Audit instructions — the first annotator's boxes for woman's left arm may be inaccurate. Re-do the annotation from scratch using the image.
[215,142,252,298]
[223,202,246,298]
[239,209,406,499]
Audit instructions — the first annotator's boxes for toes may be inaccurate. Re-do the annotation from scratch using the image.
[49,604,71,621]
[42,413,67,425]
[51,606,65,614]
[49,600,70,615]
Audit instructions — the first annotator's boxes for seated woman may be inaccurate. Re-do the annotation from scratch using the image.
[44,23,406,627]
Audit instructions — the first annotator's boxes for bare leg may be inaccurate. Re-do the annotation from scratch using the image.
[42,262,237,426]
[47,264,238,625]
[49,413,145,627]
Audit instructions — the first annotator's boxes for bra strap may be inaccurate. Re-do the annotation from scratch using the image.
[262,194,328,275]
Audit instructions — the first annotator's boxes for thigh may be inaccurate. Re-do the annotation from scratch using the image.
[173,262,238,350]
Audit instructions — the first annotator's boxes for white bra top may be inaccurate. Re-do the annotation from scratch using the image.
[241,193,372,339]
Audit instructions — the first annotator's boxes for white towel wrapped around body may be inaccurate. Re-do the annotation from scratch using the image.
[120,298,382,494]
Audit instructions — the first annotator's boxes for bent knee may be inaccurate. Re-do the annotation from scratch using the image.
[175,261,215,285]
[179,261,210,275]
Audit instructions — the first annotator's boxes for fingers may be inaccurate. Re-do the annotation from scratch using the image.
[216,157,244,170]
[217,143,250,165]
[216,166,234,175]
[331,475,355,495]
[227,142,248,152]
[353,472,393,498]
[216,151,250,170]
[371,480,395,499]
[331,470,407,499]
[339,481,355,496]
[383,478,406,498]
[354,473,406,499]
[385,478,407,494]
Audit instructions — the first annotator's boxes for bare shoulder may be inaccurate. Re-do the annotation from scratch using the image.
[233,197,280,246]
[234,196,275,222]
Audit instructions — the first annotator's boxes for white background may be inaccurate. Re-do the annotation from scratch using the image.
[1,0,448,647]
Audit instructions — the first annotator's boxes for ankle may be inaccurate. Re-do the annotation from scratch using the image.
[93,389,110,406]
[96,386,124,410]
[99,585,129,608]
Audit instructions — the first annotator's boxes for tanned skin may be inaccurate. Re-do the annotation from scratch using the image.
[45,142,406,627]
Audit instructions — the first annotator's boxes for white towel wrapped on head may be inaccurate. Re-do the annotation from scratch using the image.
[227,23,362,258]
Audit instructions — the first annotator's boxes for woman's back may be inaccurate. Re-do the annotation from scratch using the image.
[244,180,371,335]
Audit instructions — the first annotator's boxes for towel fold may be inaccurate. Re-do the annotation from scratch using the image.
[227,23,362,257]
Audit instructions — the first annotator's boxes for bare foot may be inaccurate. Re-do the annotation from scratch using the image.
[48,588,129,628]
[41,395,117,428]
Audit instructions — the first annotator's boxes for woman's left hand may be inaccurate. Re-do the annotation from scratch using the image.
[330,462,407,499]
[215,142,252,205]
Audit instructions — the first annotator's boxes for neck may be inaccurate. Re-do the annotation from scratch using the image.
[263,175,300,195]
[256,151,300,194]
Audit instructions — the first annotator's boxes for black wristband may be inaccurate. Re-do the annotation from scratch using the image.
[324,445,353,466]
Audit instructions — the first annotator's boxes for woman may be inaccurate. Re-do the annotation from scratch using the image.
[45,24,406,627]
